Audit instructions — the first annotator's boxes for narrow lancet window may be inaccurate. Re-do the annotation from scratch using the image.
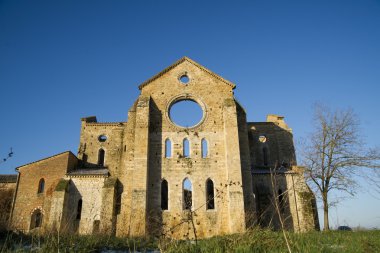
[263,147,268,166]
[76,199,82,220]
[165,139,172,158]
[183,178,192,210]
[35,212,42,227]
[206,179,215,210]
[183,138,190,158]
[37,178,45,194]
[98,149,105,166]
[201,138,208,158]
[161,180,168,210]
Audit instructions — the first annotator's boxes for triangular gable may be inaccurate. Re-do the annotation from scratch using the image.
[15,151,75,171]
[138,56,236,90]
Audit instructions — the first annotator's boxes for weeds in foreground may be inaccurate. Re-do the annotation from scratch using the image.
[1,229,380,253]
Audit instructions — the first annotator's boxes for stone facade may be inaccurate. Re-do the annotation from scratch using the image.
[8,57,319,238]
[0,175,17,231]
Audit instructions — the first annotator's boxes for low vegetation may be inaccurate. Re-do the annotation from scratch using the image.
[1,228,379,252]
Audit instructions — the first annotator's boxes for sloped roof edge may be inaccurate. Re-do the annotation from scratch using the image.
[138,56,236,90]
[16,151,76,171]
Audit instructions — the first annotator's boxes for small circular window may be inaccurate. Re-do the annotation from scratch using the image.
[259,135,267,143]
[98,135,107,142]
[179,74,190,84]
[169,99,203,128]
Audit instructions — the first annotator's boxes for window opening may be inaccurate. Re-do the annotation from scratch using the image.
[161,180,168,210]
[179,74,189,84]
[259,135,267,143]
[98,149,105,166]
[76,199,82,220]
[201,138,208,158]
[165,139,172,158]
[30,209,43,229]
[263,147,268,166]
[206,179,215,210]
[183,178,192,210]
[115,186,123,215]
[183,138,190,158]
[37,178,45,194]
[98,135,107,142]
[169,100,203,128]
[93,220,100,234]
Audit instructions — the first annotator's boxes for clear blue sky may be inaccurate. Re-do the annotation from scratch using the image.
[1,0,379,229]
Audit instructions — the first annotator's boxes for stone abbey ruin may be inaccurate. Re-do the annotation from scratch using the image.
[0,57,319,238]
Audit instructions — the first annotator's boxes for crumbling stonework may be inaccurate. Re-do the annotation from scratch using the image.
[8,57,319,238]
[0,175,17,231]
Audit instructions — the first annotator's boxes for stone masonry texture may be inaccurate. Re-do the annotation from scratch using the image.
[7,57,319,238]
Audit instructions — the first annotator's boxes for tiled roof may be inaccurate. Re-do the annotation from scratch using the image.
[67,168,109,177]
[0,174,17,183]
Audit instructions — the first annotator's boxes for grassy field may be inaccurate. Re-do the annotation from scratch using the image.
[1,228,379,252]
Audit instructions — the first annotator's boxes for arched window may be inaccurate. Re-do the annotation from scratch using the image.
[115,185,123,215]
[37,178,45,194]
[263,147,268,166]
[183,178,192,210]
[206,179,215,210]
[30,209,43,229]
[76,199,82,220]
[161,180,168,210]
[201,138,208,158]
[98,149,105,166]
[165,139,172,158]
[183,138,190,158]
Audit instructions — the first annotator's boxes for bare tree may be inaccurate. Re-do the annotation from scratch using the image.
[301,104,380,231]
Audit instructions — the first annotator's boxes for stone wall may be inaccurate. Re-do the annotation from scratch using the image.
[0,175,17,231]
[10,152,77,232]
[78,118,125,177]
[64,176,107,234]
[248,115,297,168]
[7,56,319,238]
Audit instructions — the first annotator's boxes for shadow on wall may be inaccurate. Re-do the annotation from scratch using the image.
[253,172,294,231]
[147,98,164,237]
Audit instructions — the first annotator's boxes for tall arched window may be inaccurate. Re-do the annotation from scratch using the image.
[183,178,192,210]
[37,178,45,194]
[201,138,208,158]
[98,149,105,166]
[161,180,168,210]
[263,147,268,166]
[30,209,43,229]
[206,179,215,210]
[183,138,190,158]
[76,199,83,220]
[165,139,172,158]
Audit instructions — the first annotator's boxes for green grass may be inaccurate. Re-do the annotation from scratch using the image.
[163,229,380,253]
[1,228,379,252]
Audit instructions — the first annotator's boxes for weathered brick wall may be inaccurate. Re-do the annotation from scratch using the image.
[248,115,297,168]
[116,58,247,238]
[10,152,77,232]
[9,57,318,238]
[78,119,125,177]
[0,180,16,231]
[251,168,319,232]
[63,176,107,234]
